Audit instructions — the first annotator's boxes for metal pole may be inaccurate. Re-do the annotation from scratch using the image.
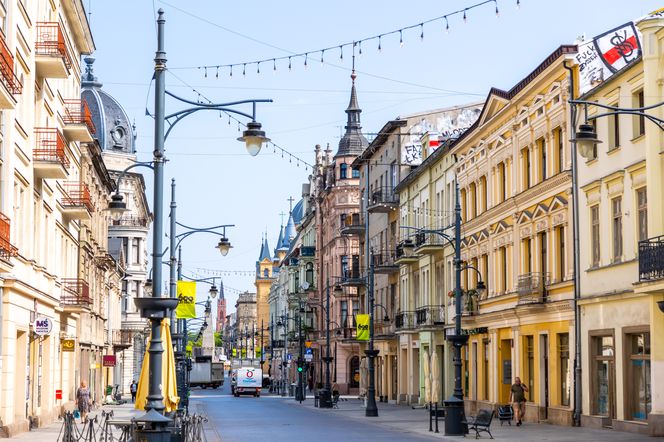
[365,250,378,416]
[145,7,167,414]
[318,278,331,408]
[444,180,468,436]
[169,179,177,334]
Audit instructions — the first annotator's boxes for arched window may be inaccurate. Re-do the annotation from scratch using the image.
[340,163,348,179]
[263,268,269,278]
[349,356,360,388]
[305,262,314,284]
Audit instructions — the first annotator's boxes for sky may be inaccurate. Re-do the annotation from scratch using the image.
[86,0,664,324]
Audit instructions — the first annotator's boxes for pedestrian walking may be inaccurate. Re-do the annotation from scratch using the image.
[76,380,92,423]
[130,380,137,403]
[509,377,528,426]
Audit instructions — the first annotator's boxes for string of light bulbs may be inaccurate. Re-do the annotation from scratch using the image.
[170,0,522,76]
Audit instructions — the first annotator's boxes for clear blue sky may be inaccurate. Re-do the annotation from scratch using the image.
[87,0,664,321]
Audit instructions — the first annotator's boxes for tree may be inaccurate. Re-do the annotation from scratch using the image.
[214,331,223,347]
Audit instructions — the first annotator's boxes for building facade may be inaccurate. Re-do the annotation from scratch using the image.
[235,292,257,358]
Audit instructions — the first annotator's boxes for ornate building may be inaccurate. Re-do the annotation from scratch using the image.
[81,57,151,396]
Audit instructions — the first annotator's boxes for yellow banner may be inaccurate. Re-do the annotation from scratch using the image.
[356,314,370,341]
[232,348,237,357]
[176,281,196,319]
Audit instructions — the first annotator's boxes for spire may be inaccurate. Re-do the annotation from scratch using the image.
[258,233,271,261]
[275,224,285,255]
[282,212,296,248]
[335,53,368,158]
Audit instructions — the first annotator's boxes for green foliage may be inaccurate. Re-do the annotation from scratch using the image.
[214,332,223,347]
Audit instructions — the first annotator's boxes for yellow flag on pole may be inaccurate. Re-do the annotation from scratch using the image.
[176,281,196,319]
[356,314,370,341]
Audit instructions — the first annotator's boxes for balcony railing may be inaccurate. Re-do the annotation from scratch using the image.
[340,212,365,235]
[112,329,133,349]
[0,212,17,259]
[111,216,149,227]
[368,186,399,212]
[415,232,446,249]
[639,235,664,281]
[271,339,286,349]
[415,305,445,327]
[61,182,94,213]
[63,99,96,133]
[517,272,549,304]
[61,278,91,306]
[0,34,22,97]
[395,311,416,330]
[371,250,398,272]
[341,267,364,286]
[34,127,70,167]
[395,239,418,262]
[35,22,73,70]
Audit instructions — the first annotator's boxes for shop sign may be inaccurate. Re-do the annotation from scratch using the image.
[55,389,63,400]
[61,339,75,352]
[32,317,53,336]
[102,355,116,367]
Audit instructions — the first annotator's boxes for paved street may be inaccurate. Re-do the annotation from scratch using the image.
[193,383,655,442]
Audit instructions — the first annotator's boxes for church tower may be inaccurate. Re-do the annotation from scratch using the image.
[254,233,275,369]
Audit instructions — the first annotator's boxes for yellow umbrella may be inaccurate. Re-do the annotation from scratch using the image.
[135,318,180,412]
[431,349,440,404]
[423,349,431,404]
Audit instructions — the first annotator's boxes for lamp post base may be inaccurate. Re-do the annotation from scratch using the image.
[318,388,333,409]
[444,395,466,436]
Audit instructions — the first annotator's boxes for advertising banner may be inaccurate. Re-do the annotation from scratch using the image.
[356,314,370,341]
[176,281,197,319]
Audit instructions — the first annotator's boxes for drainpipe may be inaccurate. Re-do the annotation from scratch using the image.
[564,60,583,427]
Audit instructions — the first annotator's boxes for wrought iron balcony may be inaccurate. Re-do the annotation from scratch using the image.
[368,186,399,213]
[340,212,365,235]
[395,311,416,331]
[111,216,149,227]
[371,250,399,274]
[62,99,96,141]
[639,235,664,282]
[112,329,133,350]
[33,128,70,179]
[340,267,364,287]
[395,239,418,263]
[300,246,315,257]
[35,22,73,78]
[61,278,91,308]
[0,34,22,108]
[61,182,94,219]
[415,305,445,327]
[0,212,17,259]
[414,231,446,254]
[517,272,549,304]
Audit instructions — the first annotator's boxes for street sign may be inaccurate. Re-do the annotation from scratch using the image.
[305,348,312,355]
[32,317,53,336]
[305,354,313,361]
[305,341,312,348]
[102,355,116,367]
[287,353,292,361]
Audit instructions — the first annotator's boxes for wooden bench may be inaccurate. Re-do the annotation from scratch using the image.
[462,409,494,439]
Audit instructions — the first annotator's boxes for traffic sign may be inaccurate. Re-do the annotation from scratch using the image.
[305,341,312,348]
[305,354,313,361]
[287,353,292,361]
[305,348,313,355]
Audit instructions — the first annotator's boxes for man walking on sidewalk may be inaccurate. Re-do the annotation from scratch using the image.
[510,377,528,426]
[130,380,137,403]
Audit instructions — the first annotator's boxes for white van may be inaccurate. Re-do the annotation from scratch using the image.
[234,367,262,397]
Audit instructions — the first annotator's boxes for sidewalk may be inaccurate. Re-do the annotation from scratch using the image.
[291,394,653,441]
[7,401,142,441]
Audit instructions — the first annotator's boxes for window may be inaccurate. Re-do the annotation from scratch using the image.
[556,226,565,281]
[521,147,531,190]
[538,231,547,276]
[341,301,348,327]
[481,254,489,295]
[608,106,620,149]
[522,238,532,273]
[340,255,349,278]
[483,339,490,400]
[460,188,467,222]
[559,334,570,407]
[479,175,487,214]
[637,188,647,242]
[592,335,614,416]
[132,239,140,265]
[497,162,506,203]
[537,137,547,182]
[500,246,507,292]
[612,197,623,261]
[122,237,129,263]
[591,206,600,266]
[390,162,397,189]
[352,302,359,326]
[525,335,534,396]
[633,90,645,137]
[590,120,598,159]
[352,168,360,178]
[469,182,477,219]
[555,127,564,173]
[627,332,650,420]
[339,163,348,179]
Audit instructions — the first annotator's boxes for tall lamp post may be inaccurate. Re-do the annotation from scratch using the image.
[115,9,271,432]
[401,182,485,436]
[319,279,343,408]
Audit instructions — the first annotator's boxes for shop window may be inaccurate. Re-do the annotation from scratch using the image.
[627,332,651,421]
[592,335,614,417]
[349,356,360,388]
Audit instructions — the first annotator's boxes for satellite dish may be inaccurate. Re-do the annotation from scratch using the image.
[300,281,310,290]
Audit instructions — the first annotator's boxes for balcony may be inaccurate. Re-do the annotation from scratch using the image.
[395,239,419,264]
[639,235,664,281]
[395,311,416,331]
[367,186,399,213]
[271,339,286,349]
[335,326,356,341]
[112,329,133,350]
[61,278,92,310]
[415,305,445,328]
[111,216,149,228]
[0,212,18,259]
[35,22,73,78]
[300,246,315,257]
[0,34,22,109]
[371,250,399,274]
[62,99,96,142]
[33,128,70,179]
[414,231,446,254]
[340,213,365,235]
[517,272,549,304]
[340,268,364,287]
[60,182,93,220]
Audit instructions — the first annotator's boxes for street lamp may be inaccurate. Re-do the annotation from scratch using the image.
[135,9,271,431]
[400,181,485,436]
[216,237,232,256]
[237,120,270,156]
[319,279,344,409]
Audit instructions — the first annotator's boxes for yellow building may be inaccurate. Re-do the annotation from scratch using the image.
[575,15,664,436]
[451,45,577,425]
[256,233,276,369]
